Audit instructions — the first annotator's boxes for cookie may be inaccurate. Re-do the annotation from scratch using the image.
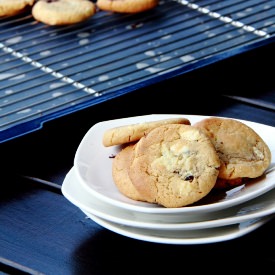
[214,177,245,189]
[194,117,272,184]
[0,0,34,17]
[32,0,96,26]
[112,143,145,201]
[103,117,191,147]
[96,0,159,13]
[128,124,220,208]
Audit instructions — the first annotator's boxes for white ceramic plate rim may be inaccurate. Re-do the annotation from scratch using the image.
[74,114,275,214]
[82,210,272,245]
[62,167,275,230]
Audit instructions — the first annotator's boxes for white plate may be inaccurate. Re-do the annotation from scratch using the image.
[74,114,275,214]
[62,167,275,228]
[82,210,273,245]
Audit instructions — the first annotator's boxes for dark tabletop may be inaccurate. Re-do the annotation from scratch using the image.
[1,41,275,274]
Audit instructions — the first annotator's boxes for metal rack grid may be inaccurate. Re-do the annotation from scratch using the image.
[0,0,274,143]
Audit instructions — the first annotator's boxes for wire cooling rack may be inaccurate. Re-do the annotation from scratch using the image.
[0,0,274,143]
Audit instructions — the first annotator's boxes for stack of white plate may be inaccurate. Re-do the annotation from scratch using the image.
[61,114,275,245]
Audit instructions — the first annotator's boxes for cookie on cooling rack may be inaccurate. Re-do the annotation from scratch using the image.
[102,117,191,147]
[194,117,272,188]
[128,124,221,208]
[96,0,159,13]
[0,0,35,17]
[32,0,96,26]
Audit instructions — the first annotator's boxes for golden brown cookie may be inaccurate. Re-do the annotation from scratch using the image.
[96,0,159,13]
[0,0,34,17]
[194,117,272,185]
[32,0,96,26]
[128,124,221,208]
[103,117,191,147]
[112,143,145,201]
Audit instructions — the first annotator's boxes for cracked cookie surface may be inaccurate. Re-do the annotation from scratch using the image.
[97,0,159,13]
[128,124,220,208]
[103,117,191,147]
[194,117,272,186]
[0,0,34,17]
[32,0,96,25]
